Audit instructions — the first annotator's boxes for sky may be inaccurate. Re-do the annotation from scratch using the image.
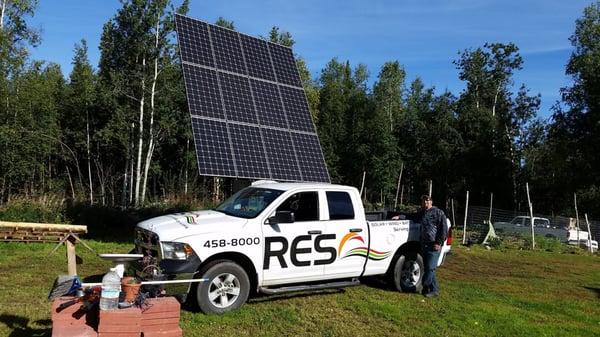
[28,0,594,118]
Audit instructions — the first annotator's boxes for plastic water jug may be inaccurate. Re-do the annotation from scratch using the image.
[99,268,121,310]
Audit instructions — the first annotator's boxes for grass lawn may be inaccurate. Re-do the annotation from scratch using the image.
[0,241,598,337]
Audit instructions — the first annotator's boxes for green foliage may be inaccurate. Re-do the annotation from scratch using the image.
[532,2,600,217]
[0,196,65,223]
[215,16,234,30]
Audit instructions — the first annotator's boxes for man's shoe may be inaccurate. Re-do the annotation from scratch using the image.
[424,292,439,298]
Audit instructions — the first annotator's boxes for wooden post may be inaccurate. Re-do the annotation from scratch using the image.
[393,163,403,210]
[574,193,580,242]
[400,185,404,206]
[585,214,593,253]
[488,193,494,225]
[462,191,469,245]
[526,183,535,249]
[66,236,77,276]
[359,171,366,198]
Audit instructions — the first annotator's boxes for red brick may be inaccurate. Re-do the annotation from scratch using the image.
[141,318,180,327]
[52,323,97,337]
[141,327,182,337]
[140,298,180,314]
[98,322,141,333]
[97,333,140,337]
[100,307,142,319]
[52,297,86,319]
[140,312,180,320]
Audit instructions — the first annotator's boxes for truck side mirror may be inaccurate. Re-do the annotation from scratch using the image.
[267,211,295,225]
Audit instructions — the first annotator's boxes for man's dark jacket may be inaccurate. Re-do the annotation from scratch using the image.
[418,206,448,245]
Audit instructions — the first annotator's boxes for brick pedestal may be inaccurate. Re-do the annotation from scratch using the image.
[51,296,182,337]
[98,306,142,337]
[141,297,182,337]
[51,297,98,337]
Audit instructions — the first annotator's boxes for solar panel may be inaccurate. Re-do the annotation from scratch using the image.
[269,43,302,87]
[250,79,287,129]
[210,24,247,75]
[218,72,257,124]
[279,86,315,133]
[241,35,275,82]
[176,16,214,67]
[191,118,236,177]
[182,64,224,119]
[175,14,330,183]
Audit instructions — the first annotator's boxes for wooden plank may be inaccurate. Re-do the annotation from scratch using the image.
[0,221,87,233]
[1,239,63,243]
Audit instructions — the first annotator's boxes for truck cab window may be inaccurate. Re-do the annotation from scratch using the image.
[326,191,355,220]
[277,192,319,222]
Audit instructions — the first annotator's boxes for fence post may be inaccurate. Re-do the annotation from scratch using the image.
[451,198,456,229]
[462,191,469,245]
[393,163,403,210]
[359,171,366,198]
[488,192,494,225]
[585,213,592,253]
[574,193,580,243]
[526,183,535,249]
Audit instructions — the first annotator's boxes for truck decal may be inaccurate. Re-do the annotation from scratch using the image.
[263,234,337,269]
[203,237,260,248]
[338,233,391,260]
[342,247,391,260]
[338,232,365,256]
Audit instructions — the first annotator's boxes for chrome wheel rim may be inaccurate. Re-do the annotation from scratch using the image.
[401,260,420,288]
[207,273,241,308]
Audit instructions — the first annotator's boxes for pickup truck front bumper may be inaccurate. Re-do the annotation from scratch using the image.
[132,228,202,299]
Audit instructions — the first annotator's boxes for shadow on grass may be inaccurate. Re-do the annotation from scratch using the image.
[181,289,347,312]
[249,288,346,304]
[0,315,51,337]
[584,286,600,298]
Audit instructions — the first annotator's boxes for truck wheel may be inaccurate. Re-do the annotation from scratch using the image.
[195,260,250,314]
[391,252,423,293]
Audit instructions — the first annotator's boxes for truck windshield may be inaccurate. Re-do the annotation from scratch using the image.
[215,187,284,219]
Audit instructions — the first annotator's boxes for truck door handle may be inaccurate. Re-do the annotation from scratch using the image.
[307,230,322,235]
[349,228,363,233]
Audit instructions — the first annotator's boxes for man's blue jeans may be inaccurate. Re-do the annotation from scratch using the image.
[421,242,441,294]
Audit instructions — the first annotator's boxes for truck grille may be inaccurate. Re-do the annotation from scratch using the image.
[135,228,160,258]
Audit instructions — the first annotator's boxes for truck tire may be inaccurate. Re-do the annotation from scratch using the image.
[195,260,250,314]
[391,252,423,293]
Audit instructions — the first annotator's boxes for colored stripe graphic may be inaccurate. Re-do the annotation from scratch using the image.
[339,232,361,256]
[185,215,197,224]
[343,247,392,260]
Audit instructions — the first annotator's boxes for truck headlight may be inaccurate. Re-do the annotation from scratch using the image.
[161,242,194,260]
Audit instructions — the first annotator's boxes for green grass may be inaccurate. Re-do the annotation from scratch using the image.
[0,242,598,337]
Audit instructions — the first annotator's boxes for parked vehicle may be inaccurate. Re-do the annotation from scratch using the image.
[494,216,551,228]
[131,181,453,314]
[567,230,597,252]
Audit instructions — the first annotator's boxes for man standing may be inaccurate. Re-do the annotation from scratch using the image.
[418,195,448,298]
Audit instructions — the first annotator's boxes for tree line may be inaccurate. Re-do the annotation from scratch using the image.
[0,0,599,218]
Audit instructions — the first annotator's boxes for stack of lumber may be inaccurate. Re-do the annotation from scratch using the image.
[0,221,87,243]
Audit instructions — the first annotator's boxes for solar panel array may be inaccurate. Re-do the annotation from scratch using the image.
[175,14,330,183]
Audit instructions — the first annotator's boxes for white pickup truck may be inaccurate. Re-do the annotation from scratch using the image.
[132,181,453,314]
